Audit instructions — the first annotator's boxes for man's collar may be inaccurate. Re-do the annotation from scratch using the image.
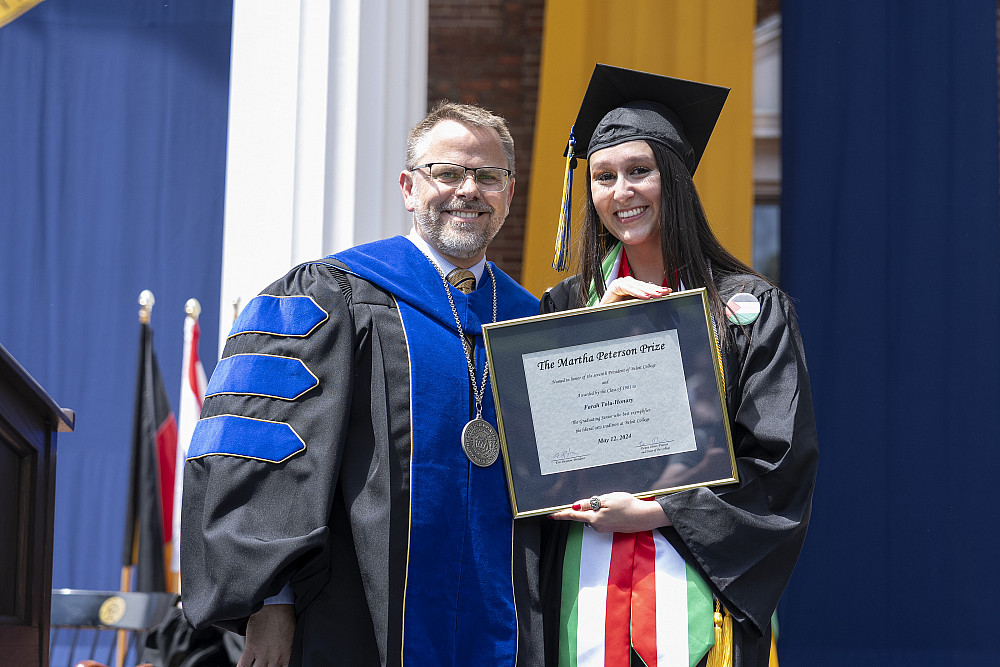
[406,228,487,285]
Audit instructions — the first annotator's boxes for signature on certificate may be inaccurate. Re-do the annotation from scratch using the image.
[639,436,672,448]
[552,449,585,462]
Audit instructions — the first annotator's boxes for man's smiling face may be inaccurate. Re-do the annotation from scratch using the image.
[400,119,514,268]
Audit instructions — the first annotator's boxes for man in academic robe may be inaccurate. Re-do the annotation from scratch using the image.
[180,102,543,666]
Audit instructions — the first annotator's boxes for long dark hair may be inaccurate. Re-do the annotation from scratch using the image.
[576,140,768,350]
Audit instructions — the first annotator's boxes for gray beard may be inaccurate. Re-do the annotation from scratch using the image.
[413,201,503,260]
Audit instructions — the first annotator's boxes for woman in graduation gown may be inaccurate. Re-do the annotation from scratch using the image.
[539,65,819,667]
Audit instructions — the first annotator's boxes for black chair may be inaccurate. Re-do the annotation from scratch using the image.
[49,589,178,667]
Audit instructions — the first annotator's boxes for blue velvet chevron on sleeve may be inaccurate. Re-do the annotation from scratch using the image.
[228,294,328,337]
[186,414,306,463]
[205,353,319,400]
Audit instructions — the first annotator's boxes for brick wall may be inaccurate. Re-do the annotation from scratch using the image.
[427,0,546,281]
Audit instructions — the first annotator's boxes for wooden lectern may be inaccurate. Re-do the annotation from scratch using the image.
[0,343,74,667]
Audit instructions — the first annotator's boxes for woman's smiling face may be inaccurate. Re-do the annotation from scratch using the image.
[589,140,662,253]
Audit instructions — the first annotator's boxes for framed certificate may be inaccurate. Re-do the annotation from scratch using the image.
[482,288,738,518]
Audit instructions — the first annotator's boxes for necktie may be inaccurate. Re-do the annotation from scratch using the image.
[445,268,477,358]
[446,268,476,294]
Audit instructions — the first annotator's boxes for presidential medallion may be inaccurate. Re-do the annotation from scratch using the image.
[462,418,500,467]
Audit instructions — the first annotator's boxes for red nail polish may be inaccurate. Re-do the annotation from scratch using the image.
[572,503,581,511]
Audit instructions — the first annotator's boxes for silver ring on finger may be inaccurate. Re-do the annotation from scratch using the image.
[589,495,601,511]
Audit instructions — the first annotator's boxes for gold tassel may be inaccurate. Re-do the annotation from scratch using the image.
[706,598,733,667]
[551,133,576,271]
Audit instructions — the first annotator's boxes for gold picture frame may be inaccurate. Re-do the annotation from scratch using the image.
[483,288,738,518]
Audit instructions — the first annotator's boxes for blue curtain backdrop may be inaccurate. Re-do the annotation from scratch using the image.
[0,0,231,617]
[780,1,1000,664]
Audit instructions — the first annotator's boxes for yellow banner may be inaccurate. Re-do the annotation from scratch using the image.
[522,0,755,297]
[0,0,44,29]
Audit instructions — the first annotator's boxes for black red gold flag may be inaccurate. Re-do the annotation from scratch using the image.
[123,318,177,592]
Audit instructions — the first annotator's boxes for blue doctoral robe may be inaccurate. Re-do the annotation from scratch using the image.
[181,237,543,666]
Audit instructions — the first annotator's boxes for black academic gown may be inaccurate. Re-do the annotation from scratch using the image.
[181,237,544,667]
[539,272,819,667]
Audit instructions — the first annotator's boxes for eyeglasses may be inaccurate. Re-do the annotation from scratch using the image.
[411,162,511,192]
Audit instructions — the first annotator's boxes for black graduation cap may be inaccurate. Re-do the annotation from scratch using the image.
[570,63,729,172]
[551,64,729,270]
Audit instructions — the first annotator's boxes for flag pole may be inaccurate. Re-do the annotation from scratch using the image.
[139,290,154,323]
[166,298,202,594]
[130,290,155,572]
[125,289,155,581]
[118,289,154,667]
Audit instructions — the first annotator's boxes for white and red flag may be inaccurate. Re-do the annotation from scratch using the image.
[170,301,207,579]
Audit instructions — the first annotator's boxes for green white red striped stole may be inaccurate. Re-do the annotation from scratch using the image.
[566,245,722,666]
[558,523,715,667]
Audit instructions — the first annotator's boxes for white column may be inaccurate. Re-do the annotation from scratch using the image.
[217,0,428,356]
[753,15,781,198]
